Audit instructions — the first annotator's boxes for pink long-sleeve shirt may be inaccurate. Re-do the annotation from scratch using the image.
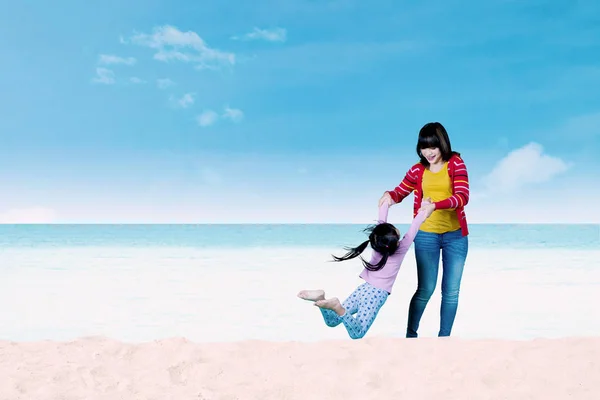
[358,204,427,294]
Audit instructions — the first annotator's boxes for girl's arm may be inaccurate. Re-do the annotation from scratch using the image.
[364,203,390,267]
[378,203,389,223]
[364,204,389,267]
[398,210,428,251]
[433,158,470,210]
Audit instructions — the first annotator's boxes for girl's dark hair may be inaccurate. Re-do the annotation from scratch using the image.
[331,222,400,271]
[416,122,460,167]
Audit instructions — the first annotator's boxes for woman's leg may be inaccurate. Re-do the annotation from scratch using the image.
[319,283,365,327]
[439,229,469,337]
[340,284,388,339]
[406,230,442,338]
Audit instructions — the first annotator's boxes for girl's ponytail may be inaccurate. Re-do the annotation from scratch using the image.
[331,240,369,263]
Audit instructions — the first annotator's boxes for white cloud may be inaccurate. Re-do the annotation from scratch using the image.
[222,106,244,122]
[170,93,195,108]
[98,54,136,66]
[483,142,570,193]
[128,25,235,69]
[91,67,115,84]
[197,110,219,127]
[0,207,58,223]
[157,78,174,89]
[196,106,244,127]
[232,27,287,42]
[130,77,146,84]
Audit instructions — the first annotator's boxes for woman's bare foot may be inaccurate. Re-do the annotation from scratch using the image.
[297,290,325,302]
[315,297,345,316]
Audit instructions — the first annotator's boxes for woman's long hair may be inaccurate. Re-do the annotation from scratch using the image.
[416,122,461,167]
[331,222,400,271]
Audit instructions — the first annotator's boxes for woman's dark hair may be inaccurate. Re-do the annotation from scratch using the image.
[331,222,400,271]
[416,122,460,167]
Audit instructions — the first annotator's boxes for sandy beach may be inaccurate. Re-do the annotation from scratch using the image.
[2,238,599,399]
[2,248,599,343]
[1,336,598,399]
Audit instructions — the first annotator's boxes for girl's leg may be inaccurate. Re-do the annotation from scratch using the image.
[406,230,442,338]
[340,284,388,340]
[439,230,469,337]
[319,283,364,327]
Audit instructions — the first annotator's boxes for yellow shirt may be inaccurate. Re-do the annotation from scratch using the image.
[419,162,461,234]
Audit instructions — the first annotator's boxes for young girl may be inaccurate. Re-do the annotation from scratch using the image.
[297,201,433,339]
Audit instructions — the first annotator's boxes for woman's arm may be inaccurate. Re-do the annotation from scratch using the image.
[386,165,419,204]
[432,157,470,210]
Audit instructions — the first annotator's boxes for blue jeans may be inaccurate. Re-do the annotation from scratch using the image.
[406,229,468,338]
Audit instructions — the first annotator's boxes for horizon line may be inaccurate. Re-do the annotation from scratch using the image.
[1,222,599,226]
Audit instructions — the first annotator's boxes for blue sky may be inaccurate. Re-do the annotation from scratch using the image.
[1,0,599,223]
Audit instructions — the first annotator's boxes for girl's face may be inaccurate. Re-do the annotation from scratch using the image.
[421,147,442,165]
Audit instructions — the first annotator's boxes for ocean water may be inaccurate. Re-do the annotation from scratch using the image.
[1,224,599,343]
[1,223,599,249]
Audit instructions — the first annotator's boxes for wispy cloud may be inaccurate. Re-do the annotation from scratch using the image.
[98,54,136,66]
[126,25,235,70]
[157,78,174,89]
[91,67,115,84]
[170,93,195,108]
[197,110,219,127]
[196,106,244,127]
[129,77,146,84]
[483,142,570,193]
[222,106,244,122]
[0,206,58,223]
[232,27,287,42]
[91,54,135,84]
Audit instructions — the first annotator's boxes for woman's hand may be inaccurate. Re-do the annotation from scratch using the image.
[378,192,396,207]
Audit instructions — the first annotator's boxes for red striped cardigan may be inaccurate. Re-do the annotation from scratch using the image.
[386,154,470,236]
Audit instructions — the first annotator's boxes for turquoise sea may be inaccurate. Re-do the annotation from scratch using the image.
[1,223,599,249]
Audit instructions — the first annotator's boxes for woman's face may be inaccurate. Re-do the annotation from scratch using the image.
[421,147,442,164]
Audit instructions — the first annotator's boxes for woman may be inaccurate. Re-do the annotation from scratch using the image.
[379,122,470,337]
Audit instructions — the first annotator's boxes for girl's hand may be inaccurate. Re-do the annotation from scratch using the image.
[419,203,436,218]
[420,197,432,208]
[378,192,395,207]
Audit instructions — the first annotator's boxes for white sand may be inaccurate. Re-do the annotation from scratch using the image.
[1,336,598,399]
[1,247,599,398]
[1,248,599,342]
